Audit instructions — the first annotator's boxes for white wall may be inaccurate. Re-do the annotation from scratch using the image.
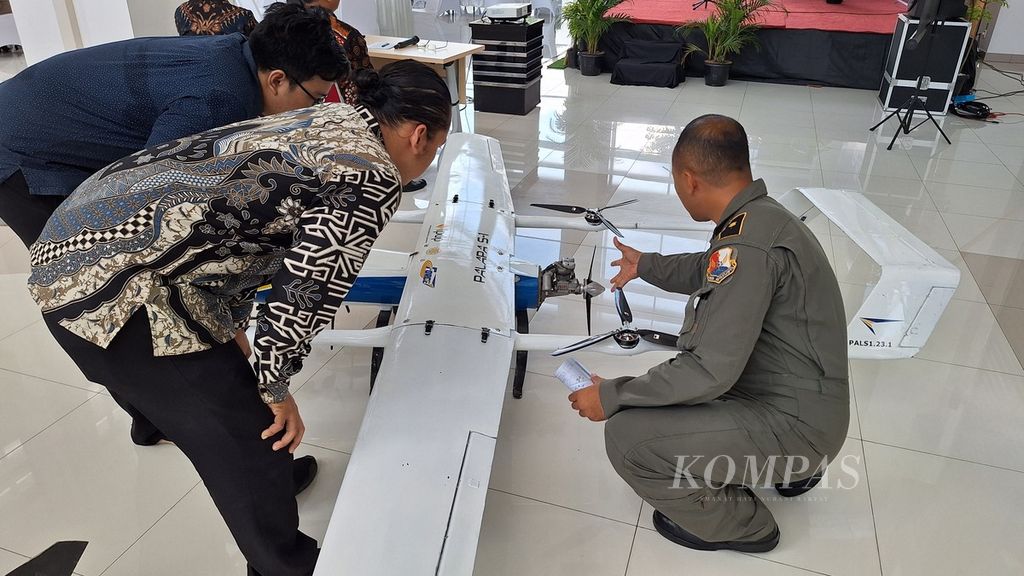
[73,0,134,46]
[10,0,81,65]
[342,0,380,35]
[127,0,179,37]
[988,5,1023,55]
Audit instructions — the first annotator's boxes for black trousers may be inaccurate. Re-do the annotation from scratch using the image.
[1,170,164,444]
[44,311,319,576]
[0,170,64,247]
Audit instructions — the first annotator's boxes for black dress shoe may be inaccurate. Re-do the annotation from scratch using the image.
[403,178,428,192]
[293,455,318,496]
[130,421,168,446]
[653,510,780,553]
[775,473,822,497]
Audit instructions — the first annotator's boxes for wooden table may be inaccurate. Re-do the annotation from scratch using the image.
[365,35,484,132]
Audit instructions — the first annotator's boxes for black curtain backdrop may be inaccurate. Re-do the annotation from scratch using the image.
[599,22,891,89]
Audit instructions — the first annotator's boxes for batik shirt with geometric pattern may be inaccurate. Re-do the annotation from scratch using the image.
[28,104,401,404]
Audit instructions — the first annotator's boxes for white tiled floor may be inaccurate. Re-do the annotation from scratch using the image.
[3,54,1024,576]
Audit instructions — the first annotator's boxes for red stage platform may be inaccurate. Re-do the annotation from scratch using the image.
[608,0,907,35]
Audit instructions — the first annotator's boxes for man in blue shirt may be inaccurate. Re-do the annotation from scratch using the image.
[0,2,347,248]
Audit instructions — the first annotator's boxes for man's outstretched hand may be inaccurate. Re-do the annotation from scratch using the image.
[610,237,642,290]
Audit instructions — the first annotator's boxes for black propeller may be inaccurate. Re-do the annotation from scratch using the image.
[530,199,638,238]
[551,287,679,356]
[614,288,632,324]
[585,247,596,336]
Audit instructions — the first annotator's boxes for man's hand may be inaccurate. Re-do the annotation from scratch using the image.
[234,328,252,359]
[569,375,607,422]
[261,394,305,453]
[610,237,642,291]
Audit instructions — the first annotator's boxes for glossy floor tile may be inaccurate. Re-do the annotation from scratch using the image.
[291,349,372,455]
[0,321,100,392]
[0,395,198,576]
[0,273,42,340]
[914,298,1023,375]
[866,443,1024,576]
[942,212,1024,259]
[0,369,94,458]
[99,445,349,576]
[473,490,635,576]
[961,252,1024,308]
[992,305,1024,368]
[925,180,1024,220]
[489,373,643,525]
[853,358,1024,472]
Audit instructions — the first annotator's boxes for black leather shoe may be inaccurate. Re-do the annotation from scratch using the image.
[775,473,822,497]
[403,178,428,192]
[130,421,168,446]
[293,455,318,496]
[653,510,780,553]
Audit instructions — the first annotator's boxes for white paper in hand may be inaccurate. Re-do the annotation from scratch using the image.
[555,358,593,392]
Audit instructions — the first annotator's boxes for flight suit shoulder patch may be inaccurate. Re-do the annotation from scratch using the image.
[706,246,737,284]
[719,212,746,240]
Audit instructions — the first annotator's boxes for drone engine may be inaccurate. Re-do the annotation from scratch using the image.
[538,258,604,304]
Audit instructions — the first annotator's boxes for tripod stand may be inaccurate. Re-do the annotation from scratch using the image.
[870,20,952,150]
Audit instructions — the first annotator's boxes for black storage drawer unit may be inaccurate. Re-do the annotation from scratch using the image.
[470,17,544,115]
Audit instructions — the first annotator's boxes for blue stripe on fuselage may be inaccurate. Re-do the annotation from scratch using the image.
[515,274,539,311]
[255,273,540,310]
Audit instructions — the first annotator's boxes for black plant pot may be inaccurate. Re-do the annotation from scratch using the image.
[704,61,730,86]
[579,52,603,76]
[566,46,578,69]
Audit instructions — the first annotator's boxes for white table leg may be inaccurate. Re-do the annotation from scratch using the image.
[444,60,463,133]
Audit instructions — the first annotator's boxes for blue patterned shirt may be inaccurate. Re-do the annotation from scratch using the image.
[0,33,261,196]
[28,104,402,404]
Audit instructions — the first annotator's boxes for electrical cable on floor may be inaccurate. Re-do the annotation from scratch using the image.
[971,62,1024,102]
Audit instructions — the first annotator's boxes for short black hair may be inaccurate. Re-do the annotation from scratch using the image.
[353,61,452,137]
[672,114,750,185]
[249,2,348,83]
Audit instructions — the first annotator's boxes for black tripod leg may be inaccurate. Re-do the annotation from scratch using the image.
[922,106,952,144]
[513,309,529,400]
[369,306,392,392]
[870,105,905,132]
[887,98,917,150]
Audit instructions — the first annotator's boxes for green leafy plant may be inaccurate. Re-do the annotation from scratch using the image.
[680,0,776,64]
[966,0,1008,24]
[559,0,630,55]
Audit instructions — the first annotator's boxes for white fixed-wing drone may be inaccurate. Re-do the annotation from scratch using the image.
[276,133,958,575]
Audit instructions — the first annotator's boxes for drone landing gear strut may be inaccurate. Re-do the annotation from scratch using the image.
[369,306,396,392]
[513,309,529,400]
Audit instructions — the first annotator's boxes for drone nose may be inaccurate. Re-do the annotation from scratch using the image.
[583,282,605,297]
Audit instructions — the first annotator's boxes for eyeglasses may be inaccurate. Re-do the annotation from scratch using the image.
[417,39,449,52]
[288,74,327,105]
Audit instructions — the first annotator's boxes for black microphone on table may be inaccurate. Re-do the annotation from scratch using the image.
[393,35,420,50]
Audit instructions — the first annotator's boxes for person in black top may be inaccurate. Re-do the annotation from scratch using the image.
[175,0,259,36]
[0,2,346,447]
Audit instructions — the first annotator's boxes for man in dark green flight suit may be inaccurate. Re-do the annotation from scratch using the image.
[568,114,849,552]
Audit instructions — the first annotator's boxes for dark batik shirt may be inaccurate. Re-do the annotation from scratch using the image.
[175,0,258,36]
[28,104,401,404]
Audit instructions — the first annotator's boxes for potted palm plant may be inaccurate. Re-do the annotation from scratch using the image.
[560,0,628,76]
[682,0,775,86]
